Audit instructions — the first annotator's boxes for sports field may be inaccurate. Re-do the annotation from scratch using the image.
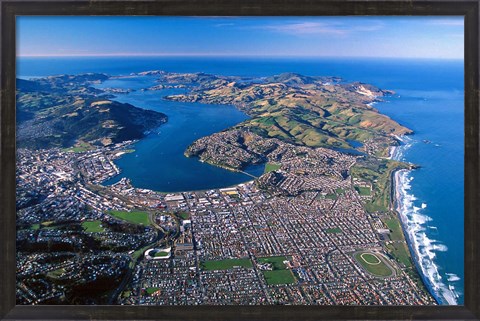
[354,252,393,277]
[145,287,160,295]
[201,258,252,271]
[257,256,297,285]
[257,256,289,269]
[262,270,296,285]
[108,210,151,226]
[154,251,169,258]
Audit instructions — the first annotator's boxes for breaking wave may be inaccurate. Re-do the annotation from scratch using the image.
[393,136,461,305]
[446,273,461,282]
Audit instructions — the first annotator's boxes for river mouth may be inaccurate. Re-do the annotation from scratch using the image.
[96,76,265,192]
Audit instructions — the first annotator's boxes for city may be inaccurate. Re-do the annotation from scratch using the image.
[16,135,435,305]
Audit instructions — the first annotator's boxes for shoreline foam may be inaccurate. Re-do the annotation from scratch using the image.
[391,136,460,305]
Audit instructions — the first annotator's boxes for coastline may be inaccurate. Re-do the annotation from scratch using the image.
[392,168,439,304]
[390,138,458,305]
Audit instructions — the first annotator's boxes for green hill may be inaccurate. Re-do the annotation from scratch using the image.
[166,72,411,155]
[16,75,167,149]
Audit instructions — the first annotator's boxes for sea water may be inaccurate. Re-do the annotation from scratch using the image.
[17,56,464,304]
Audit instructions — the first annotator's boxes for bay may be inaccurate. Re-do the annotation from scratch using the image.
[99,82,266,192]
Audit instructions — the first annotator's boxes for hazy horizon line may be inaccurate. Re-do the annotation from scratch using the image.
[17,53,463,60]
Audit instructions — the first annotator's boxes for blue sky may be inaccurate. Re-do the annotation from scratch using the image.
[17,16,464,59]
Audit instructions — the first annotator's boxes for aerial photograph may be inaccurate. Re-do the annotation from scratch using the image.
[16,16,464,305]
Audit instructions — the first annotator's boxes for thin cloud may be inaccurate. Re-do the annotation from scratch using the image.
[429,19,464,26]
[253,21,383,36]
[265,22,347,35]
[214,23,235,27]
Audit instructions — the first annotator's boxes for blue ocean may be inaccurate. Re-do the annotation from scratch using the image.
[17,56,464,305]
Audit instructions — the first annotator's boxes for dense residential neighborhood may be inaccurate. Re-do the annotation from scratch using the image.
[16,138,434,305]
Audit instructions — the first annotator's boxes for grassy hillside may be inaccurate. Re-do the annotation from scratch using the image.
[16,75,167,149]
[167,72,411,153]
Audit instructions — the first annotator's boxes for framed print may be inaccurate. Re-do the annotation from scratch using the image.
[1,0,479,320]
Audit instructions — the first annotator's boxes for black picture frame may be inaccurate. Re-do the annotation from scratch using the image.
[1,1,479,320]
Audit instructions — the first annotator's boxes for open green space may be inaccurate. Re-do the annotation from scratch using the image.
[384,218,404,241]
[257,256,296,285]
[177,212,190,220]
[32,221,60,230]
[129,244,155,268]
[108,210,151,226]
[201,258,252,271]
[30,224,41,230]
[355,186,371,196]
[257,256,289,270]
[354,252,393,277]
[351,157,409,213]
[264,162,281,173]
[47,268,66,279]
[145,287,160,295]
[386,242,412,268]
[81,220,105,233]
[262,270,296,285]
[64,141,94,153]
[325,227,342,234]
[361,253,381,264]
[154,251,169,258]
[131,247,146,262]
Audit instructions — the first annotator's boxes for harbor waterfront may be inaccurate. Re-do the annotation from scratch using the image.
[17,57,464,305]
[98,82,267,192]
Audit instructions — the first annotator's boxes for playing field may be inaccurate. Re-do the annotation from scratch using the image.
[262,270,296,285]
[154,251,169,258]
[108,210,151,226]
[257,256,289,270]
[81,220,105,233]
[257,256,297,285]
[201,258,252,271]
[355,252,393,277]
[145,287,160,295]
